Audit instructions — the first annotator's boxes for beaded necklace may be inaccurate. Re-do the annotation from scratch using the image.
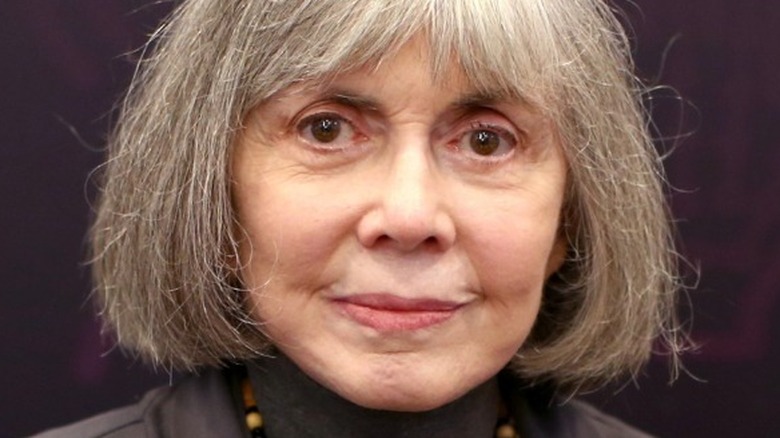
[239,366,519,438]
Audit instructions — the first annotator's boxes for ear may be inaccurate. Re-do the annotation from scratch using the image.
[545,235,568,278]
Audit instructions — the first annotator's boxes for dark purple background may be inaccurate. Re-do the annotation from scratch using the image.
[2,1,778,436]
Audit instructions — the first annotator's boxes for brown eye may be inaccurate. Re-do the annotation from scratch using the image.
[297,112,361,151]
[470,130,501,156]
[454,123,517,162]
[309,116,341,143]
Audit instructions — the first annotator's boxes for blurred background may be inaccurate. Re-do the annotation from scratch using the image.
[2,1,778,436]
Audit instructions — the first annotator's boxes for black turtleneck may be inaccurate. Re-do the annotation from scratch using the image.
[247,353,501,438]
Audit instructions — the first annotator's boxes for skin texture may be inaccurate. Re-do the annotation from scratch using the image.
[233,37,568,412]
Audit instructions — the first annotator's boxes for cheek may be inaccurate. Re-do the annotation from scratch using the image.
[461,210,560,312]
[466,234,550,353]
[234,179,356,295]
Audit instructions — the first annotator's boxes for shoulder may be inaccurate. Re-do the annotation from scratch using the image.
[30,386,170,438]
[550,398,654,438]
[519,394,653,437]
[30,368,245,438]
[500,374,653,438]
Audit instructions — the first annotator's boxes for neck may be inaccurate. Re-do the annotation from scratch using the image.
[246,353,501,438]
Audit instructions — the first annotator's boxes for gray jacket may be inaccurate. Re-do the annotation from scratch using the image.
[32,367,652,438]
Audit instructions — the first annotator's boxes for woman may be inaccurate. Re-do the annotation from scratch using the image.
[35,0,683,436]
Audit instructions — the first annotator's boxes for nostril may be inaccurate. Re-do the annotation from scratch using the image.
[372,234,395,247]
[421,235,439,248]
[365,232,443,253]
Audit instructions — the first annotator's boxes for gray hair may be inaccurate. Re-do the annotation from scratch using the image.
[91,0,684,392]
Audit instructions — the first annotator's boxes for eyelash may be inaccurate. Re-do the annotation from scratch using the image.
[295,111,366,153]
[470,122,517,143]
[448,121,520,165]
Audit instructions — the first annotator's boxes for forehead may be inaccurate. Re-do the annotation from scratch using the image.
[281,35,530,113]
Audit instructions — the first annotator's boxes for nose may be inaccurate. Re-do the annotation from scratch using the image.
[356,146,456,252]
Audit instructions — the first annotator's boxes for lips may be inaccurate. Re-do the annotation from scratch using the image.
[333,293,463,332]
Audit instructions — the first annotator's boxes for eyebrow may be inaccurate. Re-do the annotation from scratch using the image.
[303,86,517,115]
[451,91,504,109]
[330,91,382,112]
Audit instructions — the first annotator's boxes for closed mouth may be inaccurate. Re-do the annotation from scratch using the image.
[332,293,464,331]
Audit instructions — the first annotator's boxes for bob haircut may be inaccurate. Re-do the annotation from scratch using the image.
[92,0,683,392]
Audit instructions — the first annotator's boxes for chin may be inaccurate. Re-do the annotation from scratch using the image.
[342,384,464,413]
[329,362,483,413]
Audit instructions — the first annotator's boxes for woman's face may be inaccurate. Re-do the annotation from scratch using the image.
[233,37,567,412]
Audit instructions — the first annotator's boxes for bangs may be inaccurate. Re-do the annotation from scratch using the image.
[243,0,573,112]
